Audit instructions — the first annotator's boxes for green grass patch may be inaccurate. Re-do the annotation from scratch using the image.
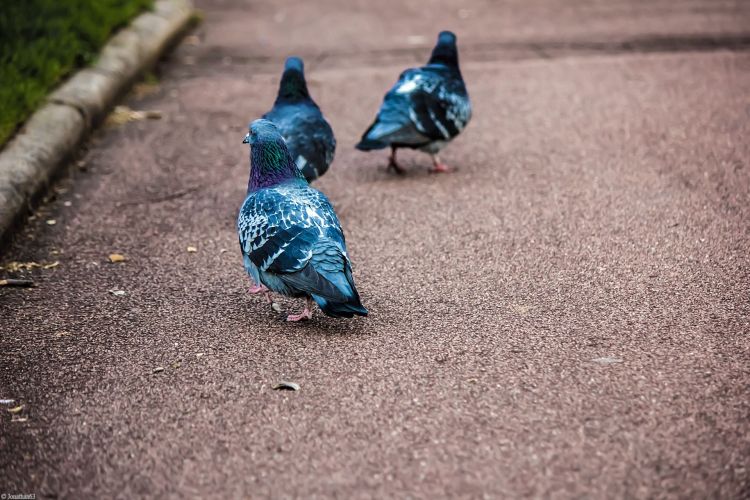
[0,0,153,147]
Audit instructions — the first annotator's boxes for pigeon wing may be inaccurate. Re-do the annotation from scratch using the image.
[237,187,350,302]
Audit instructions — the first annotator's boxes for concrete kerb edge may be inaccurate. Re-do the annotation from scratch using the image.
[0,0,195,247]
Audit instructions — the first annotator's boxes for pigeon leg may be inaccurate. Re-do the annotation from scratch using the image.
[248,282,273,303]
[287,297,314,322]
[248,282,273,304]
[387,147,406,175]
[428,154,452,173]
[248,283,268,294]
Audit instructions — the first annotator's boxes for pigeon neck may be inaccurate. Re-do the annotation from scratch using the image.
[275,69,311,104]
[248,139,305,192]
[427,44,459,69]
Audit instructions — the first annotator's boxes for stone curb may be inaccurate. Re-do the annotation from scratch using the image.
[0,0,195,245]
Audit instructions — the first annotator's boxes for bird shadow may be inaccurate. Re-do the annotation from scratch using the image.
[281,315,370,337]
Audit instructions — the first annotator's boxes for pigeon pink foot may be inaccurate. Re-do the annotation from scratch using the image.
[287,298,314,322]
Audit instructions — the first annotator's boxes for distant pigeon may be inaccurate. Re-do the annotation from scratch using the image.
[262,57,336,182]
[238,119,367,321]
[356,31,471,173]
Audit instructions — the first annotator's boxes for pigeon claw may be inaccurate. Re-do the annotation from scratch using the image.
[248,284,269,294]
[286,298,314,322]
[387,160,407,175]
[286,309,313,322]
[428,163,452,174]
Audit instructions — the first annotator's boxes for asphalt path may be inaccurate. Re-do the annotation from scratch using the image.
[1,0,749,497]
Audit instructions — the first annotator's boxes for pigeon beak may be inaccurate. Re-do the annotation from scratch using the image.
[242,133,251,144]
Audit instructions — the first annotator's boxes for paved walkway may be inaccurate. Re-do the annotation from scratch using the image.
[2,0,749,497]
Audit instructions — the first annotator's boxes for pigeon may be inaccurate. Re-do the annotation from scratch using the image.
[355,31,471,173]
[262,56,336,182]
[237,119,367,321]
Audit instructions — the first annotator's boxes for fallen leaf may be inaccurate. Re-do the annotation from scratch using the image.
[592,357,623,365]
[186,246,197,253]
[106,105,162,125]
[11,415,29,423]
[184,34,201,45]
[46,219,57,225]
[152,367,165,374]
[8,405,24,414]
[132,82,160,99]
[108,253,126,263]
[109,289,126,296]
[42,261,59,269]
[272,381,300,391]
[54,331,70,338]
[196,352,204,358]
[510,304,531,315]
[0,260,60,271]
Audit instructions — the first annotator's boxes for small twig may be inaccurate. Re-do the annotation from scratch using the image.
[0,279,35,287]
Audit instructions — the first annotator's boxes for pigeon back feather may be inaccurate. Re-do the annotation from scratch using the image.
[356,31,471,152]
[263,57,336,182]
[238,124,366,318]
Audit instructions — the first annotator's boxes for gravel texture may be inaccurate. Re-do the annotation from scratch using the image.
[1,0,749,498]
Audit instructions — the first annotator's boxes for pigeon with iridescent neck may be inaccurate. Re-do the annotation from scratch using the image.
[262,57,336,182]
[356,31,471,173]
[238,119,367,321]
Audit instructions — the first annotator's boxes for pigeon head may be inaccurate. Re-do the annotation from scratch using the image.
[275,56,311,103]
[427,31,459,68]
[243,119,305,191]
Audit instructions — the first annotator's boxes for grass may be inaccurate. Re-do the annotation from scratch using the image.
[0,0,153,147]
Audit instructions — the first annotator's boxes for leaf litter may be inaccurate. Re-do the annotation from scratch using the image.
[0,261,58,271]
[108,253,127,263]
[106,105,162,125]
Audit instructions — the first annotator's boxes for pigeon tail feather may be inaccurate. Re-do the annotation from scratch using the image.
[313,294,368,318]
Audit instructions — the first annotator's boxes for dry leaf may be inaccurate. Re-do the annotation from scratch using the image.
[592,357,623,365]
[152,367,165,374]
[108,253,126,263]
[46,219,57,225]
[0,261,57,271]
[186,246,197,253]
[11,415,28,423]
[107,105,162,125]
[132,82,160,99]
[109,289,126,296]
[7,405,24,414]
[272,381,300,391]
